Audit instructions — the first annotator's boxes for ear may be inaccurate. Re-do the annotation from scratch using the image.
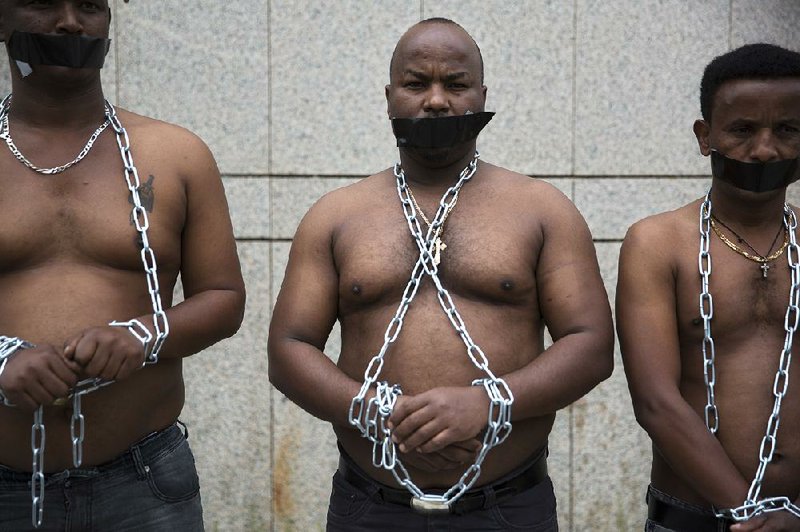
[693,119,711,156]
[385,84,392,118]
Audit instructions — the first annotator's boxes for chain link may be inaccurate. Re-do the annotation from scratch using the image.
[106,101,169,363]
[0,94,169,527]
[30,406,45,528]
[699,191,800,521]
[0,94,111,175]
[348,152,514,512]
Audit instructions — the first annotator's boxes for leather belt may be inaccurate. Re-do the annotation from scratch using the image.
[647,490,732,531]
[337,447,548,515]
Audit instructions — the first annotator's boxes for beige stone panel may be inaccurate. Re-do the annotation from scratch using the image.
[422,1,575,175]
[575,178,710,240]
[731,0,800,49]
[182,242,272,531]
[575,0,729,176]
[270,1,418,175]
[571,242,652,530]
[223,177,270,239]
[115,1,268,174]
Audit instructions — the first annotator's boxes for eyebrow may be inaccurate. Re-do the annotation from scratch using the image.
[403,69,472,81]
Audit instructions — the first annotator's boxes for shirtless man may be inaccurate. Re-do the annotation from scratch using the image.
[0,1,245,530]
[618,43,800,531]
[269,18,613,530]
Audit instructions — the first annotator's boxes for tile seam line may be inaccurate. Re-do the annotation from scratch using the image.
[266,1,274,530]
[258,174,711,181]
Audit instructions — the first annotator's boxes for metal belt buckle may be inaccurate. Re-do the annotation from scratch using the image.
[411,495,451,515]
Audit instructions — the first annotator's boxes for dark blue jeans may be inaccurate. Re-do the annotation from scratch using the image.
[326,455,558,531]
[0,423,204,531]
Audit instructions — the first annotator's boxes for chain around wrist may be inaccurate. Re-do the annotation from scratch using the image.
[108,319,156,365]
[0,336,35,406]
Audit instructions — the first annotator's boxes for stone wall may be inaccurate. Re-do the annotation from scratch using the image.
[2,1,798,530]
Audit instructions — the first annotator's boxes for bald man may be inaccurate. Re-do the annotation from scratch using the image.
[269,18,613,531]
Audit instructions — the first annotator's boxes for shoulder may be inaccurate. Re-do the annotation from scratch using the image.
[477,161,572,209]
[620,199,702,277]
[297,168,394,235]
[624,200,700,248]
[112,108,217,178]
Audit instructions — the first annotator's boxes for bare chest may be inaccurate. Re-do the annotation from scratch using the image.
[0,143,184,274]
[334,199,541,315]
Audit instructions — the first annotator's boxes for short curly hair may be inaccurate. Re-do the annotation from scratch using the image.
[700,43,800,122]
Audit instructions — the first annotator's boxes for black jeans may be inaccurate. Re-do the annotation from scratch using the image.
[0,423,204,532]
[326,452,558,531]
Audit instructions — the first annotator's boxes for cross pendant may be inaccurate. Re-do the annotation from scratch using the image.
[761,262,769,279]
[433,237,447,266]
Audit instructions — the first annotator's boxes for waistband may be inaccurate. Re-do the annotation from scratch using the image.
[647,485,732,532]
[0,422,187,483]
[337,443,548,515]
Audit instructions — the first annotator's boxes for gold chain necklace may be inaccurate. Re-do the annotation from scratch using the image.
[406,185,459,266]
[710,216,789,278]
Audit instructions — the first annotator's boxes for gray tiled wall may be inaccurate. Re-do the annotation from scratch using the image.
[2,1,797,530]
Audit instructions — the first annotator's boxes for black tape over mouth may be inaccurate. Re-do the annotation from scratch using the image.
[711,150,800,193]
[8,31,110,70]
[391,112,494,149]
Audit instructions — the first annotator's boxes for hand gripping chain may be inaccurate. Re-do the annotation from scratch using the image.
[348,152,514,513]
[698,192,800,521]
[0,96,169,528]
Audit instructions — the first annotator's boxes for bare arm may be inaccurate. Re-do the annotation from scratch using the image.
[268,195,364,426]
[65,130,245,377]
[617,220,749,509]
[503,188,614,417]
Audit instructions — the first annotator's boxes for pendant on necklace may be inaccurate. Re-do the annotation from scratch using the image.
[761,262,770,279]
[433,237,447,266]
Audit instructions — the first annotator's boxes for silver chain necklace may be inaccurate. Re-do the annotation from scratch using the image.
[0,94,111,175]
[0,93,169,528]
[348,151,514,514]
[698,190,800,521]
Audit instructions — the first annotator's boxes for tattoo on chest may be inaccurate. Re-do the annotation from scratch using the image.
[129,174,155,248]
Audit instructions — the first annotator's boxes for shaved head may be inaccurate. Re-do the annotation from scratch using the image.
[389,18,484,84]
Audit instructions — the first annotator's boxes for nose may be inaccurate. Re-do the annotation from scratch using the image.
[423,84,450,116]
[749,129,780,162]
[55,4,84,34]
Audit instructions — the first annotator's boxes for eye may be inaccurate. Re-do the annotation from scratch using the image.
[778,123,800,135]
[80,1,103,11]
[447,83,468,90]
[728,124,753,136]
[403,81,425,90]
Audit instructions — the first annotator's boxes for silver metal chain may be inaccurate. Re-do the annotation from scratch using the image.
[31,406,45,528]
[0,94,111,175]
[698,191,800,521]
[0,94,169,528]
[348,151,514,513]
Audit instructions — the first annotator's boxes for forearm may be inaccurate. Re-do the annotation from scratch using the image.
[132,288,245,360]
[636,393,750,509]
[268,338,369,427]
[503,328,613,419]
